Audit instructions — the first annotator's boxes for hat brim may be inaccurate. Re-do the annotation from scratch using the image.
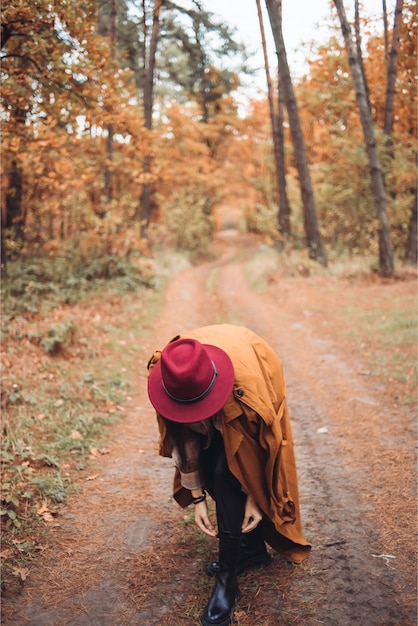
[148,344,234,423]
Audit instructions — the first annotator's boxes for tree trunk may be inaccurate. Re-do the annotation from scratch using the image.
[381,0,410,261]
[0,225,7,277]
[5,159,25,242]
[104,123,114,206]
[256,0,291,239]
[265,0,326,265]
[382,0,389,66]
[333,0,394,276]
[139,0,163,238]
[354,0,371,112]
[277,74,291,237]
[143,0,162,130]
[383,0,404,136]
[104,0,117,206]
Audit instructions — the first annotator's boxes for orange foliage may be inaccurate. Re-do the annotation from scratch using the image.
[2,0,145,249]
[1,0,415,258]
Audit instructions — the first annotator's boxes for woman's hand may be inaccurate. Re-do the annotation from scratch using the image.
[242,494,262,533]
[194,500,217,537]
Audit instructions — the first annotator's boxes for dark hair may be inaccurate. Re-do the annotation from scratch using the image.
[163,418,189,467]
[162,417,212,472]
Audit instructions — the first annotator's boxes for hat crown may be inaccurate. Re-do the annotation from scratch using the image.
[161,338,216,403]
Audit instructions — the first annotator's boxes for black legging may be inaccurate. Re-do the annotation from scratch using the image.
[202,429,247,537]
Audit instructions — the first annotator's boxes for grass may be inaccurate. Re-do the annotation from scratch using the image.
[340,303,416,387]
[244,246,417,406]
[1,344,130,571]
[0,252,166,587]
[1,252,156,318]
[1,241,416,613]
[324,294,417,400]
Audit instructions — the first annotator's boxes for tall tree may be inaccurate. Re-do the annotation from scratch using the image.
[98,0,142,87]
[264,0,326,264]
[158,1,247,120]
[385,0,418,265]
[354,0,371,112]
[139,0,163,237]
[382,0,390,65]
[333,0,394,276]
[104,0,117,207]
[277,76,290,238]
[383,0,404,136]
[380,0,415,264]
[255,0,290,238]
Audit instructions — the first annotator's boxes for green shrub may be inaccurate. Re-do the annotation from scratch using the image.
[1,253,155,316]
[162,188,214,254]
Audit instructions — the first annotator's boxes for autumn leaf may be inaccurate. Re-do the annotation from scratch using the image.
[36,502,49,516]
[12,567,29,583]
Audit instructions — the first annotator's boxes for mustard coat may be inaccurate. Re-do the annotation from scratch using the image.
[147,324,311,564]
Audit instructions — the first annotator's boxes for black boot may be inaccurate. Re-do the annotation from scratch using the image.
[200,534,241,626]
[206,526,271,577]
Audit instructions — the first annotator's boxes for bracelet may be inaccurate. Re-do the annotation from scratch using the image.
[192,492,206,505]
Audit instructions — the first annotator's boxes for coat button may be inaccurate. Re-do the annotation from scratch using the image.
[235,388,244,398]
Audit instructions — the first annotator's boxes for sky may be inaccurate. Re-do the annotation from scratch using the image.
[206,0,391,95]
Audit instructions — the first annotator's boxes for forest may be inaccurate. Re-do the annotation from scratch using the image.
[1,0,417,278]
[1,3,417,620]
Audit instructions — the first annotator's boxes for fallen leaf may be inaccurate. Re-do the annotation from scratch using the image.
[37,503,58,522]
[37,501,49,515]
[0,549,13,559]
[12,567,29,582]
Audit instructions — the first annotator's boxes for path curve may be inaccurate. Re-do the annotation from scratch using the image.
[2,231,416,626]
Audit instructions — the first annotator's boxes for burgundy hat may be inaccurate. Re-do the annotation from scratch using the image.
[148,337,234,423]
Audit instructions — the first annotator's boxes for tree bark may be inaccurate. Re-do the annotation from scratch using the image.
[256,0,290,239]
[333,0,394,276]
[139,0,163,237]
[5,159,24,242]
[142,0,162,130]
[264,0,326,264]
[383,0,404,136]
[104,0,117,206]
[0,226,7,277]
[277,74,291,237]
[354,0,371,113]
[104,124,114,206]
[382,0,389,66]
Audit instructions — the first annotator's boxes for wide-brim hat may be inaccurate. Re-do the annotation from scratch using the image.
[148,337,235,423]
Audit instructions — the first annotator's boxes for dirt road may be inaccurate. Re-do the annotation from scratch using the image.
[2,231,416,625]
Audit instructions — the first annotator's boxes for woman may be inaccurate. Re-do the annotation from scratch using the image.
[147,324,310,626]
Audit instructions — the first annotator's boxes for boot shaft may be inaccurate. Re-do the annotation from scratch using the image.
[217,534,242,576]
